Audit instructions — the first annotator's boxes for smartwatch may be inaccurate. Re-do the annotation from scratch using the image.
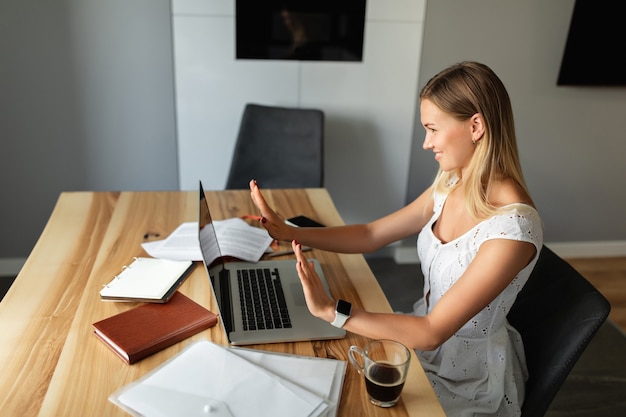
[331,299,352,328]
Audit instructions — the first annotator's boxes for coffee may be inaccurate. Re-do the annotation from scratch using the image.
[364,362,405,403]
[348,339,411,407]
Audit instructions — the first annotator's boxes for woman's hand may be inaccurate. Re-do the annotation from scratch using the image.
[292,240,335,322]
[249,179,294,241]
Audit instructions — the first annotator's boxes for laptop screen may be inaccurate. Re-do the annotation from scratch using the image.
[198,181,232,330]
[198,182,223,268]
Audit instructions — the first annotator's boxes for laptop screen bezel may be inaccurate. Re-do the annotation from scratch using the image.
[198,181,231,333]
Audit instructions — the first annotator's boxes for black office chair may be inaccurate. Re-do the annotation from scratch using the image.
[507,245,611,417]
[225,103,324,189]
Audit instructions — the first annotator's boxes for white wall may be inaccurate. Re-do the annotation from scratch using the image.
[172,0,427,226]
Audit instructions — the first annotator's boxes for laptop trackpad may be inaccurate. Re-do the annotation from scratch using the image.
[290,283,307,306]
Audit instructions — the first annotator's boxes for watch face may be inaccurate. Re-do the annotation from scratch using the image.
[336,299,352,315]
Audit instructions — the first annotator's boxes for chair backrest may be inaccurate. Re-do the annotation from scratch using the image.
[507,245,611,417]
[225,103,324,189]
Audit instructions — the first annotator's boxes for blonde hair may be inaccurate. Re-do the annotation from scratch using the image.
[420,61,530,220]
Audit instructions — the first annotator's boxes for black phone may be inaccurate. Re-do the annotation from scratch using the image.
[285,215,325,228]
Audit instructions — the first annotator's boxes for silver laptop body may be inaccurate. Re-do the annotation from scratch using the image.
[198,181,345,345]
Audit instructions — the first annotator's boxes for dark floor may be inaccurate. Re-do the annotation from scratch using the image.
[365,256,626,417]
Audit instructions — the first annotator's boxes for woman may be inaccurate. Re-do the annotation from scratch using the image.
[249,61,543,416]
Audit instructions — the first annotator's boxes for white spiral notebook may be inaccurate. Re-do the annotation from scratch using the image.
[100,257,195,303]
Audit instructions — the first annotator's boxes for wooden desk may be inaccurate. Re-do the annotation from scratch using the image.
[0,189,445,417]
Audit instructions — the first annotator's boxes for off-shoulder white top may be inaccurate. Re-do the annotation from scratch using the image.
[413,188,543,417]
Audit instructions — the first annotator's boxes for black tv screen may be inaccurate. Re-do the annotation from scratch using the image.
[558,0,626,86]
[236,0,366,62]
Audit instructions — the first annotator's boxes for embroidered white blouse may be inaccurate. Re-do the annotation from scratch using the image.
[413,188,543,417]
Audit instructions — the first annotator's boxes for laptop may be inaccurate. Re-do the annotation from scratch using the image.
[198,181,345,345]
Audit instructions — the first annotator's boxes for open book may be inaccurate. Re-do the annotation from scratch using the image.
[141,219,273,263]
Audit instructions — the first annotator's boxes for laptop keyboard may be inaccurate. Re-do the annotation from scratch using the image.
[237,268,292,331]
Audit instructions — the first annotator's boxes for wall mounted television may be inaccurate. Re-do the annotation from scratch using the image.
[558,0,626,86]
[236,0,366,62]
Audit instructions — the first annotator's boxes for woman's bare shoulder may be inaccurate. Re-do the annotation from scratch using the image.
[489,178,534,208]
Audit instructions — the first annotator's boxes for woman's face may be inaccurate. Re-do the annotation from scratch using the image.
[420,99,478,173]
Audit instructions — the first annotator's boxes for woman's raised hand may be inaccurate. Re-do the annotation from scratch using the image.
[249,179,294,242]
[292,239,335,322]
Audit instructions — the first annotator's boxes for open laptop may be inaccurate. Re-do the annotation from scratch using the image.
[198,181,345,345]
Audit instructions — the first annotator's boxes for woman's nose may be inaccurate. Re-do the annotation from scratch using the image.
[423,136,432,150]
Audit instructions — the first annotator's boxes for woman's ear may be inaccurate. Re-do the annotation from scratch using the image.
[470,113,485,142]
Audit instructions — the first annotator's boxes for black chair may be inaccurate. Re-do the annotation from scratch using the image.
[225,103,324,189]
[508,245,611,417]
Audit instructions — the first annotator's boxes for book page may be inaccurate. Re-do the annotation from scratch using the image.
[141,219,273,263]
[212,219,273,262]
[99,258,193,301]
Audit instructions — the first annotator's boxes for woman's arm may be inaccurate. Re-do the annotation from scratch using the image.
[293,238,537,350]
[249,179,434,253]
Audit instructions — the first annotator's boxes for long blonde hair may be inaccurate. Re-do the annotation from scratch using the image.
[420,61,530,220]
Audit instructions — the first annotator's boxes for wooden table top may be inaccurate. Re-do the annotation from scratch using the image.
[0,188,445,417]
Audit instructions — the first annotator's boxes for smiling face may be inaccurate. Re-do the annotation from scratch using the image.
[420,99,483,175]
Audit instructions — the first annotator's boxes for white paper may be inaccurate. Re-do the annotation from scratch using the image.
[141,219,273,263]
[110,341,334,417]
[113,385,234,417]
[99,258,192,300]
[228,347,346,417]
[141,222,202,261]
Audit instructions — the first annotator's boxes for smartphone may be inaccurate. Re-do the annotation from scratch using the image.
[285,215,325,228]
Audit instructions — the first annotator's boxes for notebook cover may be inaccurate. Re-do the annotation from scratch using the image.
[93,292,218,364]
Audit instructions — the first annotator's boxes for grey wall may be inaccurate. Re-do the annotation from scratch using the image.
[0,0,178,260]
[407,0,626,244]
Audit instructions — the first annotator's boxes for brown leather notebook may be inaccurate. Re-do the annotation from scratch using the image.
[93,291,218,364]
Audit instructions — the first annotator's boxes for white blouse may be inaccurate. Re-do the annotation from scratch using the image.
[414,189,543,417]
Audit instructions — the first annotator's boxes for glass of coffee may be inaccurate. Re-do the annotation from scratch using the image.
[348,339,411,407]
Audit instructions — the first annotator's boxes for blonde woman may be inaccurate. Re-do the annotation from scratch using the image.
[250,61,543,417]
